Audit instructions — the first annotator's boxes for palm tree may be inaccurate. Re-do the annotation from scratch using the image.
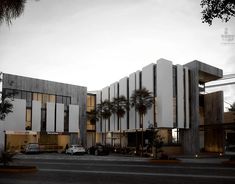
[130,87,154,156]
[0,0,26,25]
[111,95,129,149]
[96,100,113,146]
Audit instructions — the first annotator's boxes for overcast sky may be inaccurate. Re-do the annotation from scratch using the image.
[0,0,235,104]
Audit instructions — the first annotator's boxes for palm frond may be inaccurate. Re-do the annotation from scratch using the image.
[130,87,154,115]
[111,95,129,118]
[0,0,26,25]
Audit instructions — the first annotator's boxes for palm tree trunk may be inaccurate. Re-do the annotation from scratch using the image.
[141,115,144,157]
[104,120,106,146]
[120,118,122,149]
[135,130,138,154]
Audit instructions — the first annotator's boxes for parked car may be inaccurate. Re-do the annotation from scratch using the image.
[88,144,109,156]
[24,143,40,154]
[65,145,86,155]
[225,145,235,156]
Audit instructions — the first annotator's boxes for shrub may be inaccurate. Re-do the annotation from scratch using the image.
[0,151,15,167]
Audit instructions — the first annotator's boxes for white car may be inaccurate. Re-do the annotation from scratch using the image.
[25,143,40,154]
[65,145,86,155]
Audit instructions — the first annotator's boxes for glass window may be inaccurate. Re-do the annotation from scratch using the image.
[49,95,56,103]
[14,90,21,99]
[26,109,32,130]
[64,111,69,132]
[38,93,42,102]
[90,96,95,107]
[43,94,49,104]
[3,89,13,98]
[87,95,95,111]
[26,92,32,100]
[67,97,71,106]
[63,96,67,105]
[87,96,91,107]
[41,109,46,131]
[56,96,63,103]
[33,93,38,101]
[26,92,32,107]
[21,91,27,99]
[64,97,71,111]
[26,109,31,122]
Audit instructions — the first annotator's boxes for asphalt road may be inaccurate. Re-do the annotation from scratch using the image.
[0,155,235,184]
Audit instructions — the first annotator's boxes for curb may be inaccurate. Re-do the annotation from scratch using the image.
[0,166,38,173]
[149,159,181,164]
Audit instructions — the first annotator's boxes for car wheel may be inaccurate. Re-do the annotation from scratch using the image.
[95,150,99,156]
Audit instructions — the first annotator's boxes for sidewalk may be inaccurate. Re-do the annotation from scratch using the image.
[178,157,229,164]
[14,152,234,165]
[14,152,150,162]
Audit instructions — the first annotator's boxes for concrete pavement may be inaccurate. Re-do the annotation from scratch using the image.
[13,152,233,165]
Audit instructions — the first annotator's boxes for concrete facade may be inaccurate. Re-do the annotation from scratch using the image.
[0,59,224,155]
[181,61,223,154]
[96,59,223,155]
[0,73,87,151]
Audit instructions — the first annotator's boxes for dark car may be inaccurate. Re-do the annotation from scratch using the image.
[88,144,109,156]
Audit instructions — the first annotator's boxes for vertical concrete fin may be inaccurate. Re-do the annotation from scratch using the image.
[156,58,173,128]
[32,100,41,132]
[177,65,184,128]
[56,103,64,132]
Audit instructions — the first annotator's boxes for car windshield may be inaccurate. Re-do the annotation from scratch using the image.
[27,144,39,148]
[72,145,82,148]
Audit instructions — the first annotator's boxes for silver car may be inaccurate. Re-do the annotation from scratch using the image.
[65,145,86,155]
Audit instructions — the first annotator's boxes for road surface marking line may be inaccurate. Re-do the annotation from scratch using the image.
[39,168,235,179]
[24,161,235,171]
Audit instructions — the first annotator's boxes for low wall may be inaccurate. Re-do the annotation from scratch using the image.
[161,145,183,156]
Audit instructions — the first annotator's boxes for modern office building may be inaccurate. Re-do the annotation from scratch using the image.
[96,59,224,155]
[0,58,228,155]
[0,73,87,152]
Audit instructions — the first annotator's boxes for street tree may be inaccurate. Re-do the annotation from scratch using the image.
[111,95,129,149]
[228,102,235,111]
[130,87,154,156]
[0,0,26,25]
[201,0,235,25]
[96,100,113,146]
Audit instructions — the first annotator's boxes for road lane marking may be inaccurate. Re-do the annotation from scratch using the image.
[39,168,235,179]
[22,161,235,171]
